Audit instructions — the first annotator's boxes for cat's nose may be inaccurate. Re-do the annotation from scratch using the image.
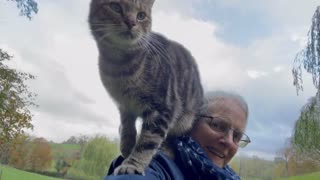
[124,19,136,29]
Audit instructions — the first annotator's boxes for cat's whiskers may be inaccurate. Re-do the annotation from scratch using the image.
[93,27,116,32]
[140,35,161,67]
[94,26,119,43]
[149,34,171,59]
[146,42,163,67]
[91,22,120,26]
[137,38,149,52]
[98,31,114,43]
[92,23,119,30]
[139,35,153,54]
[145,34,170,64]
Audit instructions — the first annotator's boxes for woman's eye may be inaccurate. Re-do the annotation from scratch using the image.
[233,131,243,142]
[137,12,146,20]
[109,2,122,13]
[209,122,220,129]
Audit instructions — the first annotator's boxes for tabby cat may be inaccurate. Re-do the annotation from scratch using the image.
[89,0,204,175]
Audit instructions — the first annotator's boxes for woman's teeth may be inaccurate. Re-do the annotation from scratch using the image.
[207,146,225,158]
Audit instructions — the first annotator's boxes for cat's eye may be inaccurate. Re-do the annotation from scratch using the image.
[109,2,122,13]
[137,12,146,21]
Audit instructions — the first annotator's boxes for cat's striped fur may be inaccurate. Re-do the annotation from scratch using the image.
[89,0,204,175]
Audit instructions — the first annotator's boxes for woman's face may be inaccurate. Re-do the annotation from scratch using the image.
[191,98,247,168]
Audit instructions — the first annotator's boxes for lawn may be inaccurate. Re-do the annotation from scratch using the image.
[0,165,64,180]
[278,171,320,180]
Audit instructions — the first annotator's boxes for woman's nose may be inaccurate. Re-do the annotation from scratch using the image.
[222,129,234,145]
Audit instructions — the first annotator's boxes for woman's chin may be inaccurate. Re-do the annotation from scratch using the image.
[210,155,224,168]
[206,147,225,168]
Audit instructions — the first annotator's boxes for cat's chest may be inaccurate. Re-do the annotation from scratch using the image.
[101,74,147,111]
[98,53,154,112]
[103,76,139,94]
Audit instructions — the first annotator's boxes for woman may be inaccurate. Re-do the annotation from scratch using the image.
[105,91,251,180]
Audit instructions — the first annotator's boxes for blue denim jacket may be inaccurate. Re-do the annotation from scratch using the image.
[105,152,185,180]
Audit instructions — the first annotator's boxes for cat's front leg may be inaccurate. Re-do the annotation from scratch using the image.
[114,110,171,175]
[119,111,137,158]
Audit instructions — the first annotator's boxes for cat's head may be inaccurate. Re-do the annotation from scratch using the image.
[89,0,155,47]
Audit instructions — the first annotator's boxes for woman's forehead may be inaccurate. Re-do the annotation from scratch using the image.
[208,98,246,115]
[208,98,247,128]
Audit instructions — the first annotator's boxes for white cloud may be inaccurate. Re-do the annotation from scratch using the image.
[273,66,285,73]
[153,0,195,16]
[290,32,308,47]
[26,112,118,143]
[247,70,268,79]
[211,0,319,27]
[153,12,246,90]
[0,44,36,73]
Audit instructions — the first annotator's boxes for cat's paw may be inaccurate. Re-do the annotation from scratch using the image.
[113,163,145,175]
[120,148,132,159]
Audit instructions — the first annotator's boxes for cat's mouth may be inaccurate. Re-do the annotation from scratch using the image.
[119,31,137,40]
[108,30,141,46]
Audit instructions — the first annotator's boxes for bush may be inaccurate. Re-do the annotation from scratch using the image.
[67,136,119,179]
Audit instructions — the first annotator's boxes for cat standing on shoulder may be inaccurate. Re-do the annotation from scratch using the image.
[88,0,204,175]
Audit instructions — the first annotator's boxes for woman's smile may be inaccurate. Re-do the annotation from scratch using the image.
[206,146,225,158]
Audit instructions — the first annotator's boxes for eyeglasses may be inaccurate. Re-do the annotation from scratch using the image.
[198,115,251,148]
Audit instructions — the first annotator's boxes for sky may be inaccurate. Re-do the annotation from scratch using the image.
[0,0,319,160]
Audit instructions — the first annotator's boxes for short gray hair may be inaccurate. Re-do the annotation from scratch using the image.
[199,91,249,119]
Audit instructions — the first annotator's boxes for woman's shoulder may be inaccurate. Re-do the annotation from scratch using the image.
[105,152,185,180]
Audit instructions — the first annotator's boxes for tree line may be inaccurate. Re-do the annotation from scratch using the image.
[229,152,320,180]
[1,133,119,179]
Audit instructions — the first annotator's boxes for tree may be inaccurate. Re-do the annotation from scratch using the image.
[292,6,320,95]
[63,136,78,144]
[291,5,320,168]
[28,138,52,172]
[63,135,89,153]
[276,139,295,177]
[287,148,320,176]
[0,0,38,143]
[67,136,118,179]
[292,96,320,157]
[8,134,30,169]
[55,156,71,176]
[0,49,37,142]
[7,0,38,20]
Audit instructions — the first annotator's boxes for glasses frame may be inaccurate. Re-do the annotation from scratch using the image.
[197,114,251,148]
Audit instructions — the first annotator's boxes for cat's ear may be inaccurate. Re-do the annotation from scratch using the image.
[150,0,155,7]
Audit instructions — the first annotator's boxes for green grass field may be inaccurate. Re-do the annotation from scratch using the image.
[278,171,320,180]
[0,165,64,180]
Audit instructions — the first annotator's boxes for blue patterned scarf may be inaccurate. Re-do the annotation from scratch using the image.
[174,136,241,180]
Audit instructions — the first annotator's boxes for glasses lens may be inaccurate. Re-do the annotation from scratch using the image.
[200,115,250,147]
[239,140,248,148]
[238,135,250,148]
